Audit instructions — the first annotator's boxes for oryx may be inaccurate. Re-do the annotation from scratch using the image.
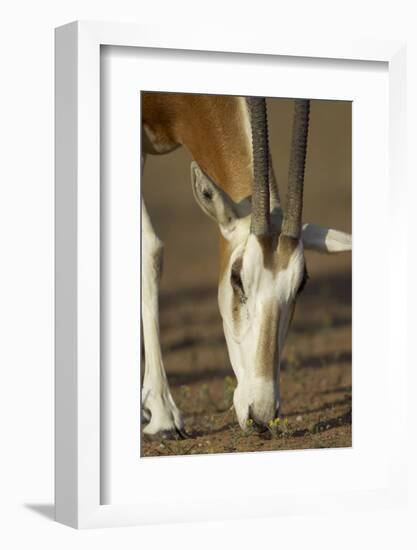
[141,93,351,438]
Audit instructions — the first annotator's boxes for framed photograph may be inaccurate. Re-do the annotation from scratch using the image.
[55,21,407,528]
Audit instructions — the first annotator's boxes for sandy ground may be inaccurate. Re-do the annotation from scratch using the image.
[141,97,352,457]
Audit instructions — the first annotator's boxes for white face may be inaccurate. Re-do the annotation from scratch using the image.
[191,162,352,431]
[219,229,306,429]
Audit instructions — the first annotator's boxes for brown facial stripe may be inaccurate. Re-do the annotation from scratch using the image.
[256,234,278,270]
[277,235,300,270]
[253,236,300,380]
[255,303,280,380]
[255,234,300,272]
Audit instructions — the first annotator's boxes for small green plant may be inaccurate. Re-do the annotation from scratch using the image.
[282,417,293,436]
[244,418,255,436]
[268,417,281,437]
[268,417,293,438]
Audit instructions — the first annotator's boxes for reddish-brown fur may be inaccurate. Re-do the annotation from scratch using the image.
[142,92,255,280]
[142,92,253,200]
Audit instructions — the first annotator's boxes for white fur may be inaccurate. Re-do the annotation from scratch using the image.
[141,156,183,435]
[219,235,305,428]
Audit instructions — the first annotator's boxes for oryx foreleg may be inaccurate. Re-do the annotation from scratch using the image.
[141,194,184,437]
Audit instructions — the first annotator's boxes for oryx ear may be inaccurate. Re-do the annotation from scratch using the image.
[302,223,352,253]
[191,161,239,239]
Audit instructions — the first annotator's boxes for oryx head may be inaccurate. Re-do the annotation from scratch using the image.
[191,98,351,431]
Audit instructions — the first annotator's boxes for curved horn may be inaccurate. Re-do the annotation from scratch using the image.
[248,97,270,235]
[282,99,310,239]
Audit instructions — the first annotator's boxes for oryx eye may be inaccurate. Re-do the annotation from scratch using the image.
[230,258,245,299]
[297,267,309,296]
[231,270,244,293]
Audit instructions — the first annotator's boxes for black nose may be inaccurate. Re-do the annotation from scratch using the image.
[248,405,281,432]
[248,406,268,433]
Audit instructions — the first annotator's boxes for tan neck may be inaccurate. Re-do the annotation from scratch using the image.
[142,92,254,280]
[142,92,254,202]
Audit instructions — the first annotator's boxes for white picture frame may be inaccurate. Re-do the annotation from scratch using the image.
[55,20,407,529]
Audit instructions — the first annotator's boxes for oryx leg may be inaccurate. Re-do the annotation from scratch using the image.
[141,195,184,438]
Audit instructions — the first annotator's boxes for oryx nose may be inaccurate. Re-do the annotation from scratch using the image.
[248,404,280,432]
[248,406,269,433]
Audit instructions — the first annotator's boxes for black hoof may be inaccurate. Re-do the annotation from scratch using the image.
[141,408,151,423]
[144,427,188,441]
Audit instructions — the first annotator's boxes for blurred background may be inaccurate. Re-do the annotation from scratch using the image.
[142,97,352,456]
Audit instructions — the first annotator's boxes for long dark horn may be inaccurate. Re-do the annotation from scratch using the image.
[282,99,310,239]
[248,97,270,235]
[268,152,281,211]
